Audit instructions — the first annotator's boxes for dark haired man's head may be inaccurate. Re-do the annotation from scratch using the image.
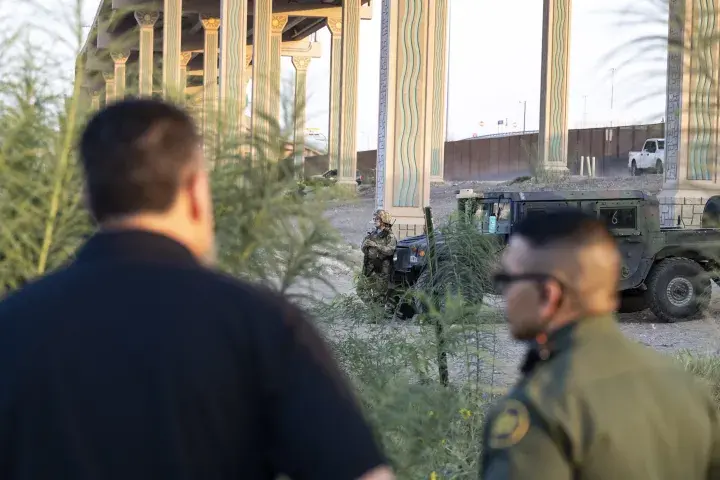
[80,98,215,263]
[497,208,620,340]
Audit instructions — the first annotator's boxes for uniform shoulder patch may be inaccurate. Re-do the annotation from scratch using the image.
[488,399,530,449]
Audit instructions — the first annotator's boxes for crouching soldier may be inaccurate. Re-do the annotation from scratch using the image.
[357,210,397,312]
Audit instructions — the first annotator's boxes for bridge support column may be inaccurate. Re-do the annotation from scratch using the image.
[220,0,249,145]
[376,0,448,239]
[429,0,449,183]
[292,56,311,178]
[179,52,193,103]
[270,15,288,141]
[327,17,342,172]
[658,0,720,227]
[251,0,273,161]
[337,0,360,187]
[91,90,101,110]
[201,15,220,154]
[538,0,571,172]
[110,51,129,99]
[103,73,115,105]
[135,11,159,97]
[163,0,183,99]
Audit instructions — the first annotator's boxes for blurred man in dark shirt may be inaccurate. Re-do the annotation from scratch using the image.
[0,98,393,480]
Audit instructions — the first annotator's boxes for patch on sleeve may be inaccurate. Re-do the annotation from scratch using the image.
[488,399,530,449]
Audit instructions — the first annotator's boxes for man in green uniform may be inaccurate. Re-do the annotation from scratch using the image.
[481,208,720,479]
[357,209,397,309]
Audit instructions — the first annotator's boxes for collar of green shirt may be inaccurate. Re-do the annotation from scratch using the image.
[521,314,618,373]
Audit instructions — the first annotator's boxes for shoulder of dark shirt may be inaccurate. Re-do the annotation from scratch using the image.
[0,261,305,331]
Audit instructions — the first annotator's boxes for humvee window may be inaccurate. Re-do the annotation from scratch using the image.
[599,207,637,229]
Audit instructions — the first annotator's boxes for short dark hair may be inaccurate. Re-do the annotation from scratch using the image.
[79,98,201,222]
[513,208,613,247]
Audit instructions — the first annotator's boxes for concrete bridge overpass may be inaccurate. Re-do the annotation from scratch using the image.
[76,0,720,237]
[80,0,371,173]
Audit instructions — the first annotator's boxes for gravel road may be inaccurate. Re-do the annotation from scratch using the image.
[314,174,720,387]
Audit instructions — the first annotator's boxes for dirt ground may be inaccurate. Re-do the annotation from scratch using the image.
[314,173,720,386]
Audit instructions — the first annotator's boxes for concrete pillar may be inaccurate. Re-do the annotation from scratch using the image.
[179,52,193,103]
[103,72,115,105]
[244,53,252,129]
[537,0,571,172]
[110,51,129,99]
[163,0,183,99]
[376,0,448,239]
[658,0,720,226]
[327,17,342,172]
[292,56,311,178]
[251,0,273,160]
[220,0,249,143]
[429,0,449,182]
[270,15,288,134]
[91,91,101,110]
[200,15,220,149]
[135,11,159,97]
[337,1,361,186]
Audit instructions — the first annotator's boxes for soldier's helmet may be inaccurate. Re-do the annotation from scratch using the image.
[374,209,393,226]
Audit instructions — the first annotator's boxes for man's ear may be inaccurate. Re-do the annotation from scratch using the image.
[539,281,563,314]
[186,170,203,222]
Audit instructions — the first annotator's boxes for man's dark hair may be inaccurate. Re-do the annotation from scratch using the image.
[513,208,613,247]
[79,98,201,223]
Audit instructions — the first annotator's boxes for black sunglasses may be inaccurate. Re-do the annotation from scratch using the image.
[492,272,562,293]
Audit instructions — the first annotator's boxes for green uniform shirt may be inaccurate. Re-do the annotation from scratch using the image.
[481,315,720,479]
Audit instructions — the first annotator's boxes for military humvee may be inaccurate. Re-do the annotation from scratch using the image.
[392,189,720,323]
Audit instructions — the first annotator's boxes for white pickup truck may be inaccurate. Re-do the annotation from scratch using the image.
[628,138,665,176]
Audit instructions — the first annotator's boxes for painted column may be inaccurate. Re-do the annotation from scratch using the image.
[236,53,253,157]
[292,56,311,178]
[135,11,159,97]
[103,72,115,104]
[376,0,447,239]
[91,91,101,110]
[200,15,221,151]
[327,17,342,171]
[658,0,720,226]
[163,0,183,99]
[179,52,193,103]
[337,1,361,186]
[220,0,248,144]
[429,0,449,182]
[270,15,288,136]
[537,0,571,172]
[110,51,129,99]
[251,0,273,160]
[244,53,252,130]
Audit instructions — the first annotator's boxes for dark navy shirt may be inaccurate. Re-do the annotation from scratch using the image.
[0,230,385,479]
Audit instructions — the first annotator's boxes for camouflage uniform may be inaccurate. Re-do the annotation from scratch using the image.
[481,314,720,479]
[357,210,397,307]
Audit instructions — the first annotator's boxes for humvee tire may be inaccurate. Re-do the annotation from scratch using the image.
[645,257,711,323]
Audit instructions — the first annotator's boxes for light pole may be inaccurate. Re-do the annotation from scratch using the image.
[307,130,328,154]
[519,100,527,134]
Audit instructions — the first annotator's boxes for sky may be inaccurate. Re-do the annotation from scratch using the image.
[8,0,669,149]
